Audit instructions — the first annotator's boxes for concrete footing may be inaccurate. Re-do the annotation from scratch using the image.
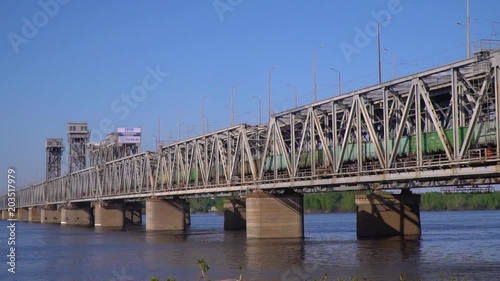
[355,192,421,238]
[41,207,61,224]
[61,206,92,226]
[17,208,29,221]
[29,207,41,223]
[146,198,186,231]
[224,198,246,230]
[246,190,304,238]
[94,201,124,227]
[124,202,143,225]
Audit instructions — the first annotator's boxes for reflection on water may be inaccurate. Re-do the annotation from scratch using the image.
[353,237,422,281]
[0,211,499,281]
[356,236,422,264]
[246,238,304,270]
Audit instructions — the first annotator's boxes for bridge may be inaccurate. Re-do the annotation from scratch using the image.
[1,48,500,239]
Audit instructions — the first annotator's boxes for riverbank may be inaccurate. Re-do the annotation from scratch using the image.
[303,191,500,213]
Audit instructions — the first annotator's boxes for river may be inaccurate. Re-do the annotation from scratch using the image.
[0,210,499,281]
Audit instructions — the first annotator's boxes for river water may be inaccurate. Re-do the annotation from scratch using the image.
[0,210,499,281]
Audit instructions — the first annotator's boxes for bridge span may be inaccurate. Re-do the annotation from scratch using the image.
[2,49,500,239]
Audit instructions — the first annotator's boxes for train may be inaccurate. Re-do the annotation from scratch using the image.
[158,120,496,184]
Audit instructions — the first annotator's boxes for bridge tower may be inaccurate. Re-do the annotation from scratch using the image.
[45,138,64,180]
[67,122,90,173]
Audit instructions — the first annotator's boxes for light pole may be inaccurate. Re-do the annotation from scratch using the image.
[268,65,278,122]
[152,135,158,150]
[252,96,262,124]
[466,0,470,58]
[377,17,392,83]
[383,48,396,79]
[157,116,160,149]
[287,84,298,108]
[201,96,207,134]
[329,68,342,95]
[231,81,242,126]
[313,44,325,102]
[177,112,183,141]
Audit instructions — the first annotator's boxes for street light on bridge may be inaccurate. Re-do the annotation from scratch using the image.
[268,65,278,122]
[313,44,325,102]
[252,96,262,124]
[201,96,208,134]
[231,81,242,126]
[377,17,392,83]
[329,67,342,95]
[286,84,298,108]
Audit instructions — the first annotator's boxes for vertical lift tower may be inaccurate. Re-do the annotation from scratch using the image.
[45,138,64,180]
[67,122,91,173]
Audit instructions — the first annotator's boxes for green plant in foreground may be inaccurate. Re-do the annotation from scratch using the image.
[197,258,210,280]
[154,262,472,281]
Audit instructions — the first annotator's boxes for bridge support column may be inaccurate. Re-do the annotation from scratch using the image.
[184,202,191,226]
[146,198,186,231]
[61,204,92,226]
[28,207,41,223]
[41,205,61,224]
[246,190,304,239]
[124,202,142,225]
[17,208,29,222]
[224,198,246,230]
[94,201,124,227]
[355,191,421,238]
[1,210,8,220]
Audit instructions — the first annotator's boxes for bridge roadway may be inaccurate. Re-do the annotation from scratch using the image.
[1,49,500,238]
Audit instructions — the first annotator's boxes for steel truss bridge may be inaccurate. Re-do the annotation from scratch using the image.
[2,50,500,210]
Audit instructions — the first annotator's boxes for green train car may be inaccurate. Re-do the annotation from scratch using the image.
[159,121,496,184]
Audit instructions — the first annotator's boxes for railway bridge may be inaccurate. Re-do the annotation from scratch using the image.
[1,49,500,239]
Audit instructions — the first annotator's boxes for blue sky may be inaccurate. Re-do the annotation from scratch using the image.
[0,0,499,192]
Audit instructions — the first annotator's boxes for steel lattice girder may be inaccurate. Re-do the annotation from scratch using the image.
[3,51,500,208]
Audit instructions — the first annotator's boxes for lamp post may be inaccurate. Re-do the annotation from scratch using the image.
[313,44,326,102]
[383,48,396,79]
[329,68,342,95]
[287,84,298,108]
[152,134,158,150]
[201,96,207,134]
[231,81,242,126]
[467,0,470,58]
[377,17,392,83]
[252,96,262,124]
[268,65,278,122]
[177,112,183,141]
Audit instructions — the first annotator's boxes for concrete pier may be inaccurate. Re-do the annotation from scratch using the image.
[355,192,421,238]
[41,206,61,224]
[28,207,41,223]
[184,202,191,226]
[1,210,7,220]
[94,201,124,227]
[17,208,29,221]
[246,190,304,239]
[224,198,246,230]
[146,198,186,231]
[61,205,92,226]
[124,202,142,225]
